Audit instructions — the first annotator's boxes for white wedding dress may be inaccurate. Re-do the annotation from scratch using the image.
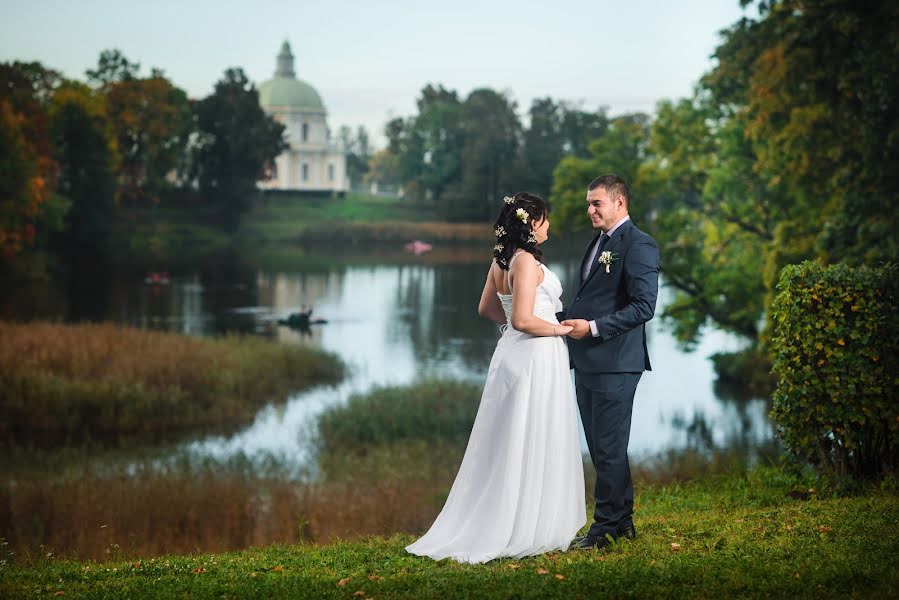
[405,260,586,563]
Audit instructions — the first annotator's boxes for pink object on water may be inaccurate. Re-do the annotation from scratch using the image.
[404,240,433,255]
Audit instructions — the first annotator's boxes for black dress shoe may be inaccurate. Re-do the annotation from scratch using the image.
[575,535,612,550]
[570,535,588,547]
[617,522,637,540]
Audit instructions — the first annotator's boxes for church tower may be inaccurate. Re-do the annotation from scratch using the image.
[258,41,347,193]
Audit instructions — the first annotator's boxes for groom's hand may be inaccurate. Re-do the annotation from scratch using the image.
[560,319,591,339]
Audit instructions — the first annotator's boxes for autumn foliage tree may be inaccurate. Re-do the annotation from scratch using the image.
[0,62,65,261]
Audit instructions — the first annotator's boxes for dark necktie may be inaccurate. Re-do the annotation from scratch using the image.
[584,233,609,280]
[596,232,610,256]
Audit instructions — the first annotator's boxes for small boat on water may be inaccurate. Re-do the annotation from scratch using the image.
[404,240,433,255]
[144,272,171,286]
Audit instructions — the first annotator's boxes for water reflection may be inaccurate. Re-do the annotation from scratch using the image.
[2,243,775,468]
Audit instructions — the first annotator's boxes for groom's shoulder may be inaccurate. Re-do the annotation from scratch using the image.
[626,221,658,248]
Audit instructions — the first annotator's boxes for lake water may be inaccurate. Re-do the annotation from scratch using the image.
[3,241,776,470]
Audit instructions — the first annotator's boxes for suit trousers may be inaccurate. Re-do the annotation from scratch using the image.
[575,371,642,539]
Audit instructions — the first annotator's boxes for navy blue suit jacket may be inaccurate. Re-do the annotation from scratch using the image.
[558,220,660,374]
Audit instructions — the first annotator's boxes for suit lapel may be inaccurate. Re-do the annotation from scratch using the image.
[577,220,633,293]
[579,232,603,283]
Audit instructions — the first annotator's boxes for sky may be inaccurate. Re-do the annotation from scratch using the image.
[1,0,749,147]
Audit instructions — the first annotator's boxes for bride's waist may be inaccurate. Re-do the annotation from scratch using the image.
[500,313,560,333]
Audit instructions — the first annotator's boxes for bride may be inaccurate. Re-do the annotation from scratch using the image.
[405,192,586,563]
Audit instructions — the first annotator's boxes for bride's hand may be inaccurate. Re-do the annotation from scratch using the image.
[554,324,574,336]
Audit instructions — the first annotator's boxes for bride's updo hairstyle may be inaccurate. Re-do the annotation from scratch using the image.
[492,192,548,270]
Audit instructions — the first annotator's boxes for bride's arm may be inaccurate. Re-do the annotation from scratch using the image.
[510,254,572,337]
[477,262,507,324]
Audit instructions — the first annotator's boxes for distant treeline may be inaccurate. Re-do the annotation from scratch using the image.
[374,0,899,383]
[0,49,287,265]
[2,0,896,384]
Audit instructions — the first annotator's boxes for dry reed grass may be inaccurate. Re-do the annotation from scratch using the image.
[0,443,461,562]
[0,321,343,446]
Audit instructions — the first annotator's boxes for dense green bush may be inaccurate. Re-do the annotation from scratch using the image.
[317,379,481,454]
[770,261,898,478]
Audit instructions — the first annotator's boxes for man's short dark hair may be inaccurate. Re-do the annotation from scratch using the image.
[588,174,630,206]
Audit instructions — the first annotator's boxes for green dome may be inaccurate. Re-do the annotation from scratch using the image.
[259,77,324,112]
[258,41,325,112]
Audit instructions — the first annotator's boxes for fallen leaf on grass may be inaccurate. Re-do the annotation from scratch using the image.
[536,568,549,575]
[53,593,64,597]
[595,556,606,562]
[191,567,206,574]
[817,526,832,533]
[368,575,382,581]
[131,561,141,568]
[352,591,366,597]
[671,543,681,552]
[507,563,520,570]
[271,565,284,572]
[338,577,352,587]
[555,574,566,580]
[250,572,258,578]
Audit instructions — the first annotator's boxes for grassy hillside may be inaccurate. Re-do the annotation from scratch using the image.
[3,469,897,599]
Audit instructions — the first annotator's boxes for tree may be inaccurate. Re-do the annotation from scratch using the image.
[339,125,371,189]
[549,114,650,231]
[48,81,118,248]
[559,102,609,158]
[365,148,402,192]
[0,62,66,261]
[104,73,192,206]
[85,49,139,89]
[519,98,564,199]
[190,68,286,232]
[442,88,521,221]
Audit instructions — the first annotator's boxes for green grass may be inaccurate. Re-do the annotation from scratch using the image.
[3,469,897,599]
[239,193,491,245]
[238,192,438,244]
[317,379,482,454]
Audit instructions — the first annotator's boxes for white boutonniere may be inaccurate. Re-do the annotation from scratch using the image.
[598,250,619,273]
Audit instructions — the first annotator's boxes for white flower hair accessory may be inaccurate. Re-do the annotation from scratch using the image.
[494,226,506,238]
[503,195,516,205]
[515,208,529,223]
[527,233,537,244]
[494,243,504,252]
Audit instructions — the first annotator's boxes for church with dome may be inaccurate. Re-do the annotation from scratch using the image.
[258,42,347,193]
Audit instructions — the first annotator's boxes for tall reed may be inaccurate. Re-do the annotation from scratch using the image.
[0,321,344,447]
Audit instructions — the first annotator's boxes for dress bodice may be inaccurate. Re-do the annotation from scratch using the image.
[497,263,564,327]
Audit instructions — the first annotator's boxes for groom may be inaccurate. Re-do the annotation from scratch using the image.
[558,174,660,550]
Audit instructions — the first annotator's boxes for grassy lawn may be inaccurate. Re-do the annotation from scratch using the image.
[238,192,434,244]
[3,469,897,599]
[239,192,490,245]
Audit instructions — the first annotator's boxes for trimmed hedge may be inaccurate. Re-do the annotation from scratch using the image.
[770,261,898,478]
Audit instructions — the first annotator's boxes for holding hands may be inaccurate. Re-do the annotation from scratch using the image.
[560,319,591,340]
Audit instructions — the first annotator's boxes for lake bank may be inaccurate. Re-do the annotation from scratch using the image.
[0,321,344,448]
[3,467,896,599]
